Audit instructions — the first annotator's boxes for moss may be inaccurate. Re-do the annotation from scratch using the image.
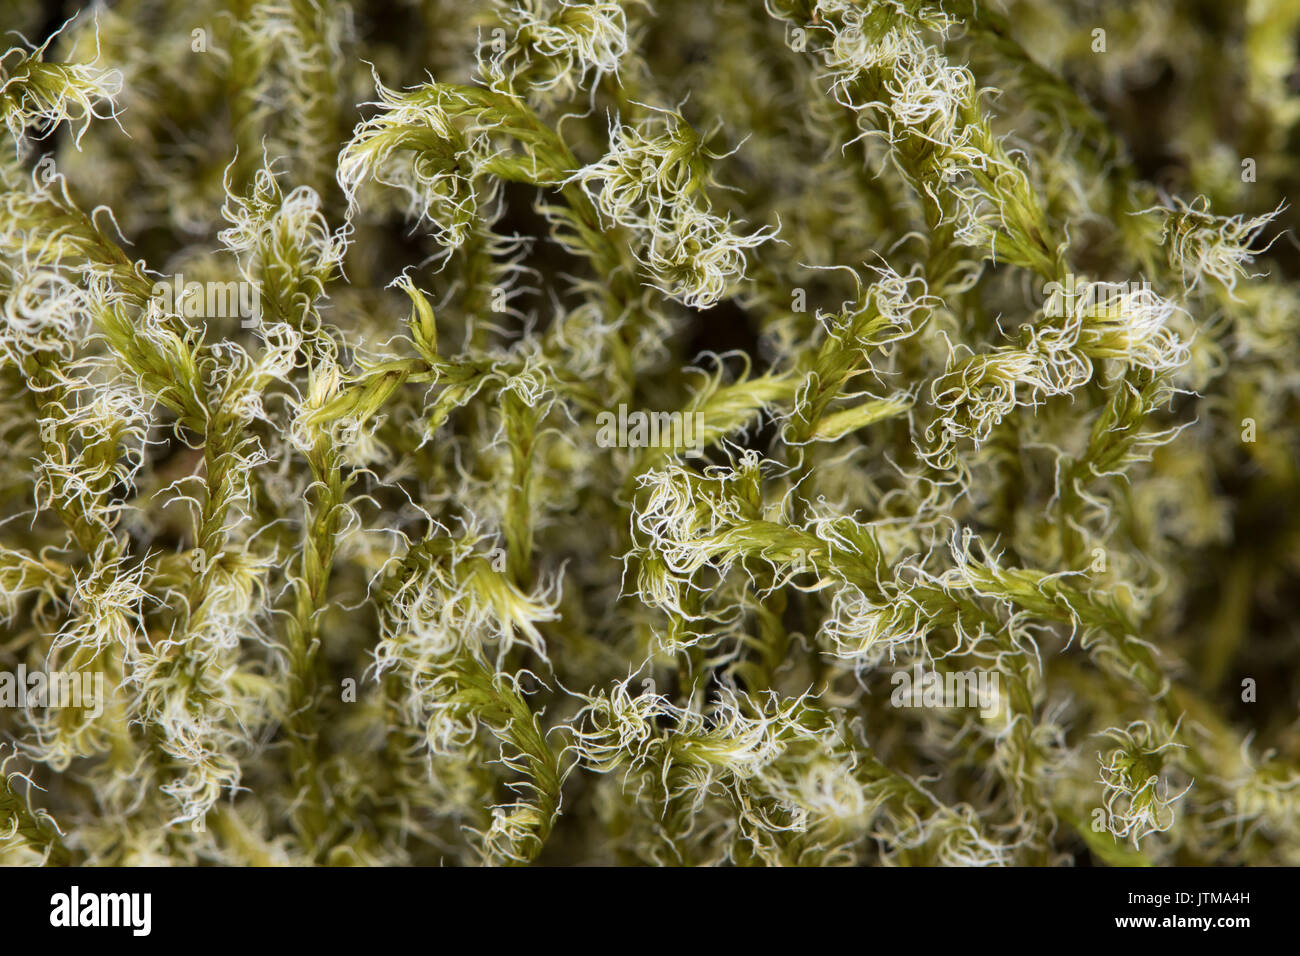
[0,0,1298,866]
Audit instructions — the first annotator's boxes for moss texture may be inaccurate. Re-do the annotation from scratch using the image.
[1,0,1299,865]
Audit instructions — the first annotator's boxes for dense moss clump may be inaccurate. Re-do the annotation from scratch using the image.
[1,0,1299,866]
